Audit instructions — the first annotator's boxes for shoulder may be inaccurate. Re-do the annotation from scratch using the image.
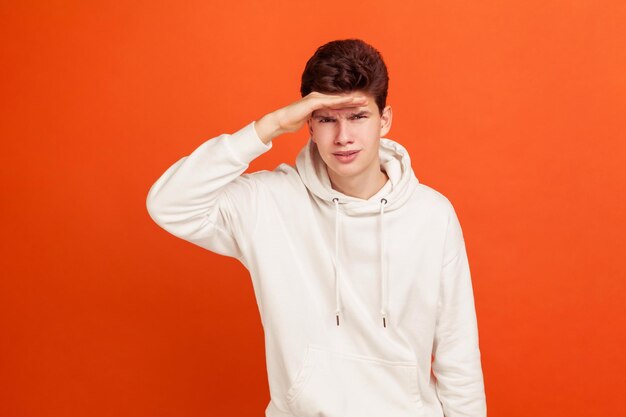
[237,162,303,194]
[412,183,457,218]
[416,184,467,254]
[411,184,468,266]
[241,162,298,181]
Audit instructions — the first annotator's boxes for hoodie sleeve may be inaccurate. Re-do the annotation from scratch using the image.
[145,121,273,260]
[432,204,487,417]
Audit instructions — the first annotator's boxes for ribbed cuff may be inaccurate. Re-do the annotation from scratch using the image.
[226,121,273,164]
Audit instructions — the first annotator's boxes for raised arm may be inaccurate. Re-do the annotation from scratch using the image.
[145,92,368,259]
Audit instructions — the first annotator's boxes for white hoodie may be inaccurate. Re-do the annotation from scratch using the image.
[146,121,487,417]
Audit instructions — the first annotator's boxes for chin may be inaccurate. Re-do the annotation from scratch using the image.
[329,161,363,175]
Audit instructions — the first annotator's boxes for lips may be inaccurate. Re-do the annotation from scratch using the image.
[333,150,360,156]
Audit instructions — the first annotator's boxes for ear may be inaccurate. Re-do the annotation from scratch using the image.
[307,118,314,139]
[379,105,392,137]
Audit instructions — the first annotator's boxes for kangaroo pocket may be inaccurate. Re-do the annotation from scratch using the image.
[286,344,425,417]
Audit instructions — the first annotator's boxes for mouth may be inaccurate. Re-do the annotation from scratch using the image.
[332,150,361,163]
[333,150,360,156]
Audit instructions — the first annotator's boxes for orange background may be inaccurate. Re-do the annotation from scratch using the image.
[1,1,625,416]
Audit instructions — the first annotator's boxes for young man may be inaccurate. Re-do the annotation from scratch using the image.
[146,39,487,417]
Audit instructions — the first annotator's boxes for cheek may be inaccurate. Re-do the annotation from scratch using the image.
[311,126,334,141]
[354,120,379,134]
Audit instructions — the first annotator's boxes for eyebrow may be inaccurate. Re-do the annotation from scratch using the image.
[312,110,372,119]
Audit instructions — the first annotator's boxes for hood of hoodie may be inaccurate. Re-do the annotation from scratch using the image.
[295,137,419,215]
[295,136,420,328]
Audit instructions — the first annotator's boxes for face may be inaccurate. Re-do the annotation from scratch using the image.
[307,91,392,182]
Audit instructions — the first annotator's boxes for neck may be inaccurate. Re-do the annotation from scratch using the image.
[328,165,389,200]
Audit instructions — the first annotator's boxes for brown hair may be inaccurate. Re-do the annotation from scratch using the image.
[300,39,389,114]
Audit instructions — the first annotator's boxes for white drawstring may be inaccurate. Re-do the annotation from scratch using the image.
[380,198,388,328]
[332,197,389,328]
[332,197,342,326]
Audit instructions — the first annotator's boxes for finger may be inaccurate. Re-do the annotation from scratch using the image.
[310,95,368,111]
[325,94,368,103]
[309,91,367,100]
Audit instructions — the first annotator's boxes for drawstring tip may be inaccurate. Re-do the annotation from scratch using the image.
[336,314,340,326]
[382,316,387,328]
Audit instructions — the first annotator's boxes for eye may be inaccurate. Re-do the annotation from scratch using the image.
[350,115,367,120]
[319,118,334,123]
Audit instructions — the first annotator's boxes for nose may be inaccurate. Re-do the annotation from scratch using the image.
[334,120,353,145]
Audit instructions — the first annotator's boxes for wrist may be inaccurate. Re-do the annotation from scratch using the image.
[254,112,284,144]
